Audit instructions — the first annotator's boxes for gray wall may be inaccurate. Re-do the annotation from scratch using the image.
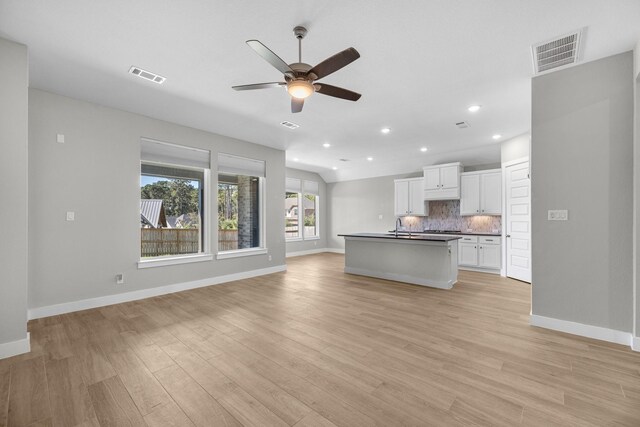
[285,168,327,254]
[531,52,634,332]
[501,134,530,164]
[634,40,640,340]
[29,89,286,310]
[0,39,29,346]
[327,172,421,249]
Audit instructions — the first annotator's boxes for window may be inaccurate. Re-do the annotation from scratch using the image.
[217,153,266,257]
[284,178,319,240]
[139,139,211,265]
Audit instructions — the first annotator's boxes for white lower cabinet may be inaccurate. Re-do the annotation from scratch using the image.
[457,235,501,272]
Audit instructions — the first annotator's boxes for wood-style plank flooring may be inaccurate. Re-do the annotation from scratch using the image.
[1,253,640,426]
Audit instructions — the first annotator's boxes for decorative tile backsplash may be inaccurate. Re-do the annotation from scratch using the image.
[401,200,501,233]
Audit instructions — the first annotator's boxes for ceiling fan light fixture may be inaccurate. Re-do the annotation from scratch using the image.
[287,80,314,99]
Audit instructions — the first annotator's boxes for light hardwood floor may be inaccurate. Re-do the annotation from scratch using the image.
[1,253,640,426]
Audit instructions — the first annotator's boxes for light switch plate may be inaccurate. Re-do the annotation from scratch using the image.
[66,211,75,221]
[56,134,65,143]
[548,210,568,221]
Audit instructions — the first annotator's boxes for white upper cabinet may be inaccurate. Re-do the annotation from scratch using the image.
[423,162,461,200]
[460,169,502,215]
[394,178,428,216]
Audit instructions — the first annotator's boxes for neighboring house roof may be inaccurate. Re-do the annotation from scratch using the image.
[285,197,315,212]
[140,199,167,228]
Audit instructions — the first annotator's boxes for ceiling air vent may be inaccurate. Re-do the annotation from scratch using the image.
[455,121,470,129]
[129,66,166,84]
[531,29,584,74]
[339,158,349,162]
[280,121,300,129]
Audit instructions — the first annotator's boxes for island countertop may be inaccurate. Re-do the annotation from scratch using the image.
[338,232,462,242]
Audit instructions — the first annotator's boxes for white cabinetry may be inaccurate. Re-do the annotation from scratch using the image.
[423,162,461,200]
[457,235,501,272]
[460,169,502,215]
[394,178,428,216]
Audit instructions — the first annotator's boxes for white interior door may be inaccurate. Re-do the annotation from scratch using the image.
[505,161,531,283]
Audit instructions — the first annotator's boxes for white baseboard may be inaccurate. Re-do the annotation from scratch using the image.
[324,248,345,254]
[0,332,31,360]
[633,336,640,352]
[286,248,330,258]
[530,314,636,350]
[28,265,287,320]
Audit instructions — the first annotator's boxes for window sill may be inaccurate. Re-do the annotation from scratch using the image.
[304,236,321,241]
[138,253,213,269]
[286,237,303,242]
[216,248,268,260]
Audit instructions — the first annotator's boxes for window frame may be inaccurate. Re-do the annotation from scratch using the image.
[215,173,267,259]
[285,191,303,241]
[284,179,320,241]
[138,161,212,269]
[302,192,320,241]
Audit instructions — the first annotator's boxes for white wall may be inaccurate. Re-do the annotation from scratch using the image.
[0,38,29,355]
[531,52,634,333]
[501,134,530,164]
[285,168,327,255]
[28,89,286,312]
[327,172,421,249]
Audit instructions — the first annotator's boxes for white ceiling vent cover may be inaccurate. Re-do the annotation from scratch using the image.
[531,29,584,74]
[280,121,300,129]
[129,66,166,84]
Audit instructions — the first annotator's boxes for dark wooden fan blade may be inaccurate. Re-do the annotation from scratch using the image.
[308,47,360,80]
[232,82,285,91]
[314,83,361,101]
[246,40,293,75]
[291,97,304,113]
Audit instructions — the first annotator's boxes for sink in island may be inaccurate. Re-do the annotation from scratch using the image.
[338,233,461,289]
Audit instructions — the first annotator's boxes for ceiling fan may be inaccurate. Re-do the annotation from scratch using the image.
[232,26,361,113]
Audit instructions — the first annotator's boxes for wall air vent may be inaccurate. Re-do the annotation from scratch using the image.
[280,121,300,129]
[531,29,584,74]
[455,121,470,129]
[129,66,166,84]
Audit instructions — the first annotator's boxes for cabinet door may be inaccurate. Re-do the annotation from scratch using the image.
[423,168,440,191]
[408,179,426,215]
[460,174,480,215]
[458,242,478,266]
[479,244,501,269]
[394,180,410,216]
[440,165,459,189]
[480,171,502,214]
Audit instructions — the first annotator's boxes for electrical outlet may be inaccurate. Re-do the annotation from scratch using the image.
[268,255,272,261]
[66,211,75,221]
[378,214,383,220]
[56,134,65,143]
[548,210,568,221]
[115,273,124,285]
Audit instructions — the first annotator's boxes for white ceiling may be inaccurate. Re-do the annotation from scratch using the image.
[1,1,639,182]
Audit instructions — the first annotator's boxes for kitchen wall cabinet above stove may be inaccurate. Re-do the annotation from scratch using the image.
[394,178,429,216]
[423,162,461,201]
[460,169,502,216]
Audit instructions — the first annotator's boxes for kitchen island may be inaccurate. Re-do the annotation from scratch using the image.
[338,233,461,289]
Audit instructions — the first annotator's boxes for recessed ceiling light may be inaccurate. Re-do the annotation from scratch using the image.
[492,134,502,140]
[381,127,391,134]
[467,105,481,113]
[293,158,299,162]
[420,147,428,152]
[323,143,331,148]
[366,157,373,161]
[332,166,338,170]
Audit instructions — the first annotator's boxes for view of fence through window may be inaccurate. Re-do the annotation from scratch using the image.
[140,164,203,258]
[218,173,261,251]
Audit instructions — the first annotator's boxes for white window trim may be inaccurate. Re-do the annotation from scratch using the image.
[284,181,320,241]
[139,161,211,264]
[138,253,213,269]
[217,176,267,256]
[302,193,320,240]
[216,247,268,260]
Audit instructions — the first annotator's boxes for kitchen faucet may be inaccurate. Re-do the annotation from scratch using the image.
[395,218,402,237]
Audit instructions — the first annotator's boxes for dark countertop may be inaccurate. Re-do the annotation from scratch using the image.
[390,230,502,237]
[339,233,462,242]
